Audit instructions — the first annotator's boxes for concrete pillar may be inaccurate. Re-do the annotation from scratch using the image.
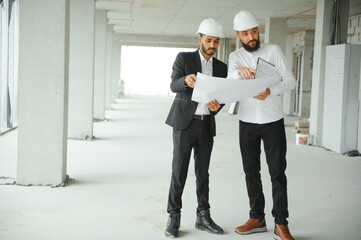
[300,31,315,118]
[283,34,293,115]
[17,0,70,186]
[1,0,19,133]
[68,0,95,139]
[111,41,120,101]
[105,24,114,109]
[217,38,230,63]
[236,36,240,49]
[264,17,291,116]
[119,45,124,96]
[0,0,9,133]
[348,14,361,43]
[309,0,349,145]
[94,10,107,121]
[334,0,350,44]
[264,17,287,53]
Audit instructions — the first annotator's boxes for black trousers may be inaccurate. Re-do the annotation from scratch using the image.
[239,119,289,225]
[167,119,213,213]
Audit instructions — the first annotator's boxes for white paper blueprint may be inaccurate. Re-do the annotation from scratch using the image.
[191,72,277,104]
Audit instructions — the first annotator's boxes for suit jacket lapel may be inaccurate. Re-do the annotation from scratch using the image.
[194,50,202,74]
[212,58,218,77]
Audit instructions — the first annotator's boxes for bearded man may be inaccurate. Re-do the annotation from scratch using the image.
[227,10,296,240]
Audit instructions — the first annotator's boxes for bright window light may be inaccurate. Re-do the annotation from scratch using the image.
[120,46,196,96]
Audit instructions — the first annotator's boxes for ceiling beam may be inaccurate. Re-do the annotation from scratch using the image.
[114,34,200,48]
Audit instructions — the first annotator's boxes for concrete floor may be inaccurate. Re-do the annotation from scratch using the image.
[0,96,361,240]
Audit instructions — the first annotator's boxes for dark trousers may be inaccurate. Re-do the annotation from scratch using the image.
[167,119,213,213]
[239,119,289,225]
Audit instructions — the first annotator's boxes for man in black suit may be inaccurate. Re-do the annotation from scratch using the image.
[164,18,228,238]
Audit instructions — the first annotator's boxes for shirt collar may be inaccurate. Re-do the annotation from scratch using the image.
[198,50,213,64]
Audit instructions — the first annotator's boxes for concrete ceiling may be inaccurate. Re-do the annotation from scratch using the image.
[96,0,361,39]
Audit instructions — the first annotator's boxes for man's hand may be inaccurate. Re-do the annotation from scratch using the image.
[254,88,271,100]
[238,67,256,79]
[185,74,197,88]
[207,99,221,112]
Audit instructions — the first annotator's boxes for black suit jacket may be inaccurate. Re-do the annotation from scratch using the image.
[165,50,228,136]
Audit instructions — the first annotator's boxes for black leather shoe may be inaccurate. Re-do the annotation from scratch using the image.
[195,209,223,234]
[165,212,181,238]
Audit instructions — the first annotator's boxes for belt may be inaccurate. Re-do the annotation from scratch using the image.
[193,115,210,120]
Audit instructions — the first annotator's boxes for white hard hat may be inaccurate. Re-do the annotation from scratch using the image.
[233,10,259,31]
[197,18,224,38]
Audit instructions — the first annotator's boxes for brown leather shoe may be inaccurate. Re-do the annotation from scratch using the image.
[274,224,295,240]
[235,218,267,235]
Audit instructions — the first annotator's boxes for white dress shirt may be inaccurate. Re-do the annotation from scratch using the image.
[228,44,296,124]
[194,50,212,115]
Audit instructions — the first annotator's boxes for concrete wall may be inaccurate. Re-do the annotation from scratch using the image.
[288,12,361,120]
[292,31,315,118]
[348,13,361,43]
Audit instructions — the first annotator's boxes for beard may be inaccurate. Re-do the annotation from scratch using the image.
[201,44,216,56]
[242,39,260,52]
